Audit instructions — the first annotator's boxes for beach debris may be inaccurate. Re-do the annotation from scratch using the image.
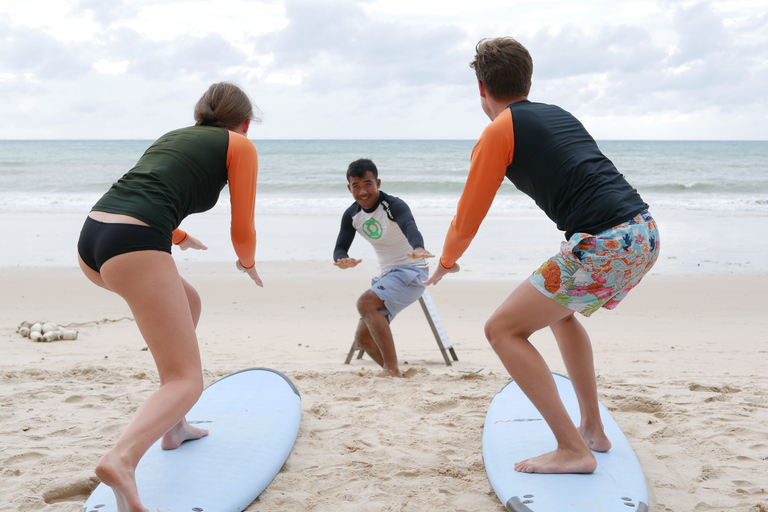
[17,320,78,342]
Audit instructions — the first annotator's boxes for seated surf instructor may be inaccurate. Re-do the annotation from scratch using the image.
[424,37,660,474]
[77,82,262,512]
[334,158,434,378]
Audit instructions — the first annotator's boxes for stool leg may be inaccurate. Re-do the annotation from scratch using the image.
[344,340,358,364]
[419,296,453,366]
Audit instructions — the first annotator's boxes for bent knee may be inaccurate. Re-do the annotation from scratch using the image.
[162,371,204,397]
[551,312,577,330]
[186,286,201,311]
[484,317,502,348]
[356,291,383,314]
[184,375,205,402]
[484,314,532,349]
[184,286,202,324]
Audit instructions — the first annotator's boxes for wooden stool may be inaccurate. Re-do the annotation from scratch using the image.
[344,289,458,366]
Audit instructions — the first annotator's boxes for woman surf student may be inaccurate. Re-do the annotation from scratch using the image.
[424,37,660,474]
[77,82,262,512]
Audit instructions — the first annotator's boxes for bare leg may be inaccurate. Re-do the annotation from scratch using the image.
[80,260,209,451]
[161,277,209,450]
[354,319,385,366]
[485,280,597,474]
[83,251,207,512]
[551,315,611,452]
[356,290,401,378]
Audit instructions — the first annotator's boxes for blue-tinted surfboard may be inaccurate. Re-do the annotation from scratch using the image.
[483,373,648,511]
[81,367,301,512]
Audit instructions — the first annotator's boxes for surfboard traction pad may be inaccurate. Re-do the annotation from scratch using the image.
[485,374,649,512]
[79,367,300,512]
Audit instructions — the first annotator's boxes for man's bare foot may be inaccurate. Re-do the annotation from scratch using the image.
[578,425,611,452]
[514,447,597,474]
[161,417,209,450]
[375,368,402,378]
[95,452,148,512]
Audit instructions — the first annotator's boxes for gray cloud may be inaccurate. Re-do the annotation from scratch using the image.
[669,1,727,65]
[257,0,470,92]
[0,0,765,139]
[96,27,250,81]
[521,1,767,116]
[0,20,92,79]
[528,24,665,79]
[71,0,139,26]
[128,33,249,81]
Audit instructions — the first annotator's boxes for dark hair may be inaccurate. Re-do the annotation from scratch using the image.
[193,82,263,130]
[470,37,533,100]
[346,158,378,181]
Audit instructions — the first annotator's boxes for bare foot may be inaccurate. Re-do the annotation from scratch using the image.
[95,452,148,512]
[161,417,209,450]
[375,368,402,378]
[514,447,597,474]
[578,425,611,452]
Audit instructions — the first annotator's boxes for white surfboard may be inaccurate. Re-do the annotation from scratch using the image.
[483,373,648,511]
[81,367,302,512]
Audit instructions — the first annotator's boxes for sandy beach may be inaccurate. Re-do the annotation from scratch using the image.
[1,253,767,511]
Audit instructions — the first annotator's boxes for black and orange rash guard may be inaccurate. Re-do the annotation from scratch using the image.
[440,100,648,270]
[92,125,258,268]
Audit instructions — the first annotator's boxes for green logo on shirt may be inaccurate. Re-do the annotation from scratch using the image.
[363,218,383,239]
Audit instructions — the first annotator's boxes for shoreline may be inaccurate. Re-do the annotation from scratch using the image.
[1,262,767,511]
[2,204,767,277]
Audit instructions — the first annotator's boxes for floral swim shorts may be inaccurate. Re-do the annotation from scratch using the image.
[529,210,660,317]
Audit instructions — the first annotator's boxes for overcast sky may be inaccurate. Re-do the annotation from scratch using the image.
[1,0,766,140]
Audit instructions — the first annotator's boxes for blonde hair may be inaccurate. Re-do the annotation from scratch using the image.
[193,82,262,130]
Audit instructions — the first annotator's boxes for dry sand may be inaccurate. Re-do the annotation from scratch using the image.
[1,262,767,511]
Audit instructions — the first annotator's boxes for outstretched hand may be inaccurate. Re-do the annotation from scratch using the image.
[236,260,263,287]
[423,262,460,286]
[334,258,362,269]
[178,235,208,251]
[407,247,435,260]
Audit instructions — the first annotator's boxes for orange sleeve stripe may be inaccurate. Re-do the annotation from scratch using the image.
[439,109,515,269]
[226,132,258,269]
[171,229,189,245]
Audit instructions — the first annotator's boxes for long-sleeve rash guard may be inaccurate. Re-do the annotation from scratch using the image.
[92,125,258,268]
[334,191,427,274]
[440,100,647,270]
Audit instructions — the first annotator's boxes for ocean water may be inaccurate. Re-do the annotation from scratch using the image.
[1,139,766,272]
[1,139,767,217]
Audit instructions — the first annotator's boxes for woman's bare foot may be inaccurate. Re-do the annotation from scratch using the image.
[578,425,612,452]
[375,367,402,378]
[161,417,209,450]
[95,452,148,512]
[514,447,597,474]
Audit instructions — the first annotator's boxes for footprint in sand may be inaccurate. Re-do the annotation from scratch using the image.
[420,399,460,414]
[689,382,741,393]
[613,395,664,414]
[41,475,99,504]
